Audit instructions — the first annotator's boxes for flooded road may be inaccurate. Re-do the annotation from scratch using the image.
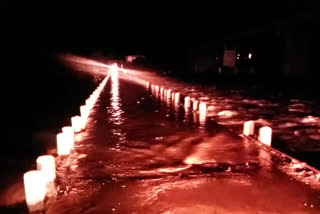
[47,72,320,213]
[118,66,320,169]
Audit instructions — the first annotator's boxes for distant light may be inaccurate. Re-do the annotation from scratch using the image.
[71,116,82,133]
[243,121,255,136]
[36,155,56,182]
[126,56,133,62]
[259,126,272,146]
[62,126,74,149]
[24,170,46,212]
[57,133,71,155]
[248,53,252,59]
[237,53,240,57]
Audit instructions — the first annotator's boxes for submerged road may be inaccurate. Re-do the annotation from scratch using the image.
[46,73,320,213]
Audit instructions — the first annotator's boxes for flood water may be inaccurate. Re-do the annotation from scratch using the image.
[1,56,320,213]
[119,66,320,169]
[45,71,320,213]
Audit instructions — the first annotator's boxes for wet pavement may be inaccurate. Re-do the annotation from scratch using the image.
[47,73,320,214]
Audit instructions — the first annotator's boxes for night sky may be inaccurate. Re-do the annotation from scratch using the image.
[3,3,319,155]
[24,3,317,56]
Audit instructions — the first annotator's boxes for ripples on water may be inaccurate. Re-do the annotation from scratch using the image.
[33,57,319,214]
[48,75,320,214]
[118,67,320,168]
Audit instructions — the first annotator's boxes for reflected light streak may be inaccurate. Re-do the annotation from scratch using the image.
[109,66,126,145]
[110,64,119,80]
[111,69,120,114]
[158,165,191,173]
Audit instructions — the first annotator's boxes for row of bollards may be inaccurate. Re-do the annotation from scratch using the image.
[123,70,320,183]
[146,81,212,118]
[23,75,110,213]
[243,120,272,146]
[145,81,273,147]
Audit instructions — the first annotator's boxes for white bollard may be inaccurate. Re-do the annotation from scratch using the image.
[160,87,164,96]
[166,89,171,99]
[199,102,207,115]
[259,126,272,146]
[80,105,89,119]
[85,99,93,109]
[24,170,47,212]
[62,126,74,149]
[155,85,159,93]
[57,133,71,155]
[36,155,56,182]
[243,121,255,136]
[174,92,180,103]
[146,81,150,88]
[80,116,86,130]
[71,116,82,133]
[193,100,199,111]
[184,96,191,108]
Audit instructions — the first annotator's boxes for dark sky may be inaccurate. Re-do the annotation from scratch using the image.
[21,3,317,56]
[3,2,318,71]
